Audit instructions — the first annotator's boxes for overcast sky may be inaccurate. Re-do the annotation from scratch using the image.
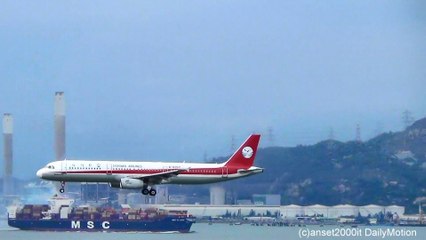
[1,1,425,179]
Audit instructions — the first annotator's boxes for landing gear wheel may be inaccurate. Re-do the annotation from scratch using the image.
[142,188,149,195]
[149,189,157,196]
[59,181,66,193]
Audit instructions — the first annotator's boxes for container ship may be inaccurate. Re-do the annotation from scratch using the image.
[7,197,195,232]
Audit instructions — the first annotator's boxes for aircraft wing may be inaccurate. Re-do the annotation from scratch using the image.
[128,169,189,185]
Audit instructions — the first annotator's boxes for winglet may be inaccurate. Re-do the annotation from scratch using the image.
[224,134,261,169]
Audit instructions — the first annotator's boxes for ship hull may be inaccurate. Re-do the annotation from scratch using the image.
[8,217,194,233]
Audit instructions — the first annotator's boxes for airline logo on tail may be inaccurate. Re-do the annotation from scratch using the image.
[242,147,254,159]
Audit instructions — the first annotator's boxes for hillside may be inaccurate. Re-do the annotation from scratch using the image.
[220,118,426,209]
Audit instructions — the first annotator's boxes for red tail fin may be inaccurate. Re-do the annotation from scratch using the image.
[224,134,261,169]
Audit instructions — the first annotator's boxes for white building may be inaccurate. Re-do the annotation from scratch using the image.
[151,204,280,218]
[144,204,405,219]
[385,205,405,216]
[280,204,304,218]
[304,204,329,217]
[359,204,385,216]
[330,204,358,218]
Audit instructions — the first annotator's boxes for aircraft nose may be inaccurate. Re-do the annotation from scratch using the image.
[36,169,44,178]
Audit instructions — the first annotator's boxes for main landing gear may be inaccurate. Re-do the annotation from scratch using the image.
[59,181,66,193]
[141,187,157,196]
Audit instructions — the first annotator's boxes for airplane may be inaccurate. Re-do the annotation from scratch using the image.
[36,134,263,196]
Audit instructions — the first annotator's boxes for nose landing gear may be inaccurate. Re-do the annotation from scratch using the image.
[59,181,66,193]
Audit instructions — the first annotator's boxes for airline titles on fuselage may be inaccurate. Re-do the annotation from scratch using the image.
[65,162,183,171]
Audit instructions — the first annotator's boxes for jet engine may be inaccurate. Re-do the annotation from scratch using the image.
[119,178,145,189]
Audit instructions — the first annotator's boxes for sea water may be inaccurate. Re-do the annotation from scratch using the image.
[1,220,425,240]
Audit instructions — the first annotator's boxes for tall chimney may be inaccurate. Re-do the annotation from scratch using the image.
[3,113,13,195]
[54,92,66,160]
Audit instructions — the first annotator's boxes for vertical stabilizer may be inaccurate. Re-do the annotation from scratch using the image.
[224,134,261,169]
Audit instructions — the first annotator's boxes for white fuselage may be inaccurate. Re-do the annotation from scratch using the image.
[37,160,263,185]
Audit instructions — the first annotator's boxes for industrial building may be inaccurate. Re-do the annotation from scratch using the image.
[80,183,111,202]
[252,194,281,205]
[210,185,225,205]
[146,204,405,219]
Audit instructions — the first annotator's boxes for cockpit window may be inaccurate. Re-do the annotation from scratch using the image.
[47,165,55,169]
